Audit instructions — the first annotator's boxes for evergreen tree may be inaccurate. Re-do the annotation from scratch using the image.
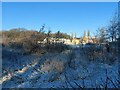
[75,33,76,38]
[56,31,60,39]
[83,30,86,38]
[39,24,45,33]
[88,30,90,38]
[83,30,87,43]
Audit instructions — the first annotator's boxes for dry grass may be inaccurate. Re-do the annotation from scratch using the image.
[82,45,117,64]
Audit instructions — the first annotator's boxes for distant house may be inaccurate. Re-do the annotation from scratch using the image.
[37,35,97,45]
[81,36,97,44]
[72,38,80,44]
[64,39,72,45]
[37,37,47,44]
[37,37,65,44]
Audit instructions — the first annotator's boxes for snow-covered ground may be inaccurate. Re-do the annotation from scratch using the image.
[1,46,119,88]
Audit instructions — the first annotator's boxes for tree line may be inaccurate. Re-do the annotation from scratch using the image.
[95,12,120,44]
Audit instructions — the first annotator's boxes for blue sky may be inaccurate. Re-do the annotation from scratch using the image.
[2,2,118,37]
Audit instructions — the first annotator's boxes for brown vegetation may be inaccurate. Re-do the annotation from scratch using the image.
[2,28,70,55]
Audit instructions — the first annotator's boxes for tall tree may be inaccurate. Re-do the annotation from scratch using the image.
[83,30,86,38]
[99,27,106,43]
[46,30,51,44]
[106,12,118,42]
[47,30,51,37]
[87,30,90,38]
[117,12,120,38]
[82,30,87,43]
[39,24,45,33]
[87,30,90,42]
[118,21,120,38]
[56,31,60,39]
[75,33,76,38]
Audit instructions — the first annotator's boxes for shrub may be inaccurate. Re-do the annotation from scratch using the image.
[22,40,45,55]
[41,59,64,73]
[9,42,23,49]
[82,45,117,64]
[45,43,70,53]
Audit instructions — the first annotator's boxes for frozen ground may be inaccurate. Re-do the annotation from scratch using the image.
[1,46,119,89]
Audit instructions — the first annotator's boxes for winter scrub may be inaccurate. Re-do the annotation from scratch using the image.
[106,43,110,53]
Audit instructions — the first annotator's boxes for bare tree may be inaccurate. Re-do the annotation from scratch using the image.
[117,17,120,38]
[95,27,106,44]
[46,30,52,44]
[99,27,106,43]
[106,12,118,42]
[39,24,45,33]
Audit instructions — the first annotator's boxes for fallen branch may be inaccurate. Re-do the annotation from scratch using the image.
[72,80,83,89]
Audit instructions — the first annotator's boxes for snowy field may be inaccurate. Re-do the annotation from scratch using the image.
[1,45,120,89]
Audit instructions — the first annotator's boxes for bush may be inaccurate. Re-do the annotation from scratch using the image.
[41,59,64,73]
[9,42,23,49]
[82,45,117,64]
[45,43,70,53]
